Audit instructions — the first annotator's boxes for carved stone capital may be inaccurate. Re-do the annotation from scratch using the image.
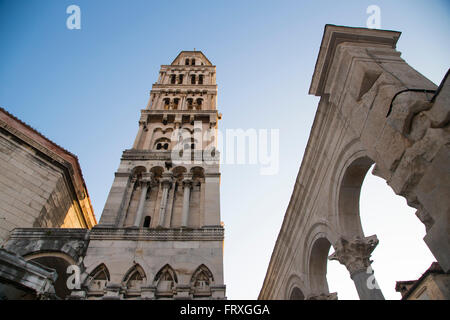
[182,174,193,188]
[139,173,154,187]
[161,172,173,187]
[328,235,379,277]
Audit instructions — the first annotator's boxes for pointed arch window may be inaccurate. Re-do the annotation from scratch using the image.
[154,264,178,298]
[190,264,214,297]
[85,264,110,296]
[122,264,147,297]
[198,75,204,84]
[191,75,196,85]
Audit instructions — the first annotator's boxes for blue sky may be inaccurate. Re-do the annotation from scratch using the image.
[1,0,449,299]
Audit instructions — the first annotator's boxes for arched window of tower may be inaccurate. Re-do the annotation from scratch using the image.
[143,216,151,228]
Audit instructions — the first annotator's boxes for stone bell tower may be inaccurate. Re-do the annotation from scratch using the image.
[80,51,226,299]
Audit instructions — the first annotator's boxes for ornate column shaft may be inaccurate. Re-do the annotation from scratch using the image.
[328,235,384,300]
[181,175,193,227]
[158,172,173,227]
[133,174,152,227]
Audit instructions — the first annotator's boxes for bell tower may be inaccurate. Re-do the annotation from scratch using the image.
[82,51,225,300]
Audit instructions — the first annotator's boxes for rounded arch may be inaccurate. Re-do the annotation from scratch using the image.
[171,166,187,178]
[190,166,205,180]
[302,221,336,297]
[285,274,306,300]
[24,251,76,299]
[308,236,332,296]
[149,166,164,178]
[131,166,146,176]
[154,137,171,150]
[338,155,374,237]
[290,287,305,300]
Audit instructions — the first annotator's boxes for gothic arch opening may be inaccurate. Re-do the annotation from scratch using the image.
[154,264,177,299]
[190,264,214,298]
[85,264,110,297]
[122,264,146,297]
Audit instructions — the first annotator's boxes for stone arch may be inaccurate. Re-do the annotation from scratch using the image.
[190,264,214,297]
[84,263,110,296]
[285,274,306,300]
[153,264,178,298]
[337,152,374,237]
[154,137,171,150]
[24,251,77,299]
[149,166,164,179]
[290,287,305,300]
[308,236,332,296]
[190,166,205,179]
[302,221,337,297]
[171,166,187,178]
[131,165,146,177]
[122,264,147,295]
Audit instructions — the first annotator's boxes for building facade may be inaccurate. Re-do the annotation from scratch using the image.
[259,25,449,300]
[0,107,96,243]
[1,51,225,300]
[78,50,225,300]
[0,107,97,299]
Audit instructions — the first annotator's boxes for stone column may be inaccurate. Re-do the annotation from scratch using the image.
[157,172,173,227]
[133,175,152,227]
[181,174,193,227]
[328,235,384,300]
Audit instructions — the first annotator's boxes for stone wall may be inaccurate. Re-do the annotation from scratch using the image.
[0,107,97,244]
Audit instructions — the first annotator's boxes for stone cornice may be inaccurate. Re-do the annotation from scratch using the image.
[160,65,216,70]
[89,227,224,241]
[141,109,218,115]
[8,228,90,240]
[309,24,401,96]
[7,227,224,242]
[121,149,220,164]
[150,84,217,92]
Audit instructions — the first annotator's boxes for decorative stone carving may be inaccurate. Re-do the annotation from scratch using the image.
[328,235,379,277]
